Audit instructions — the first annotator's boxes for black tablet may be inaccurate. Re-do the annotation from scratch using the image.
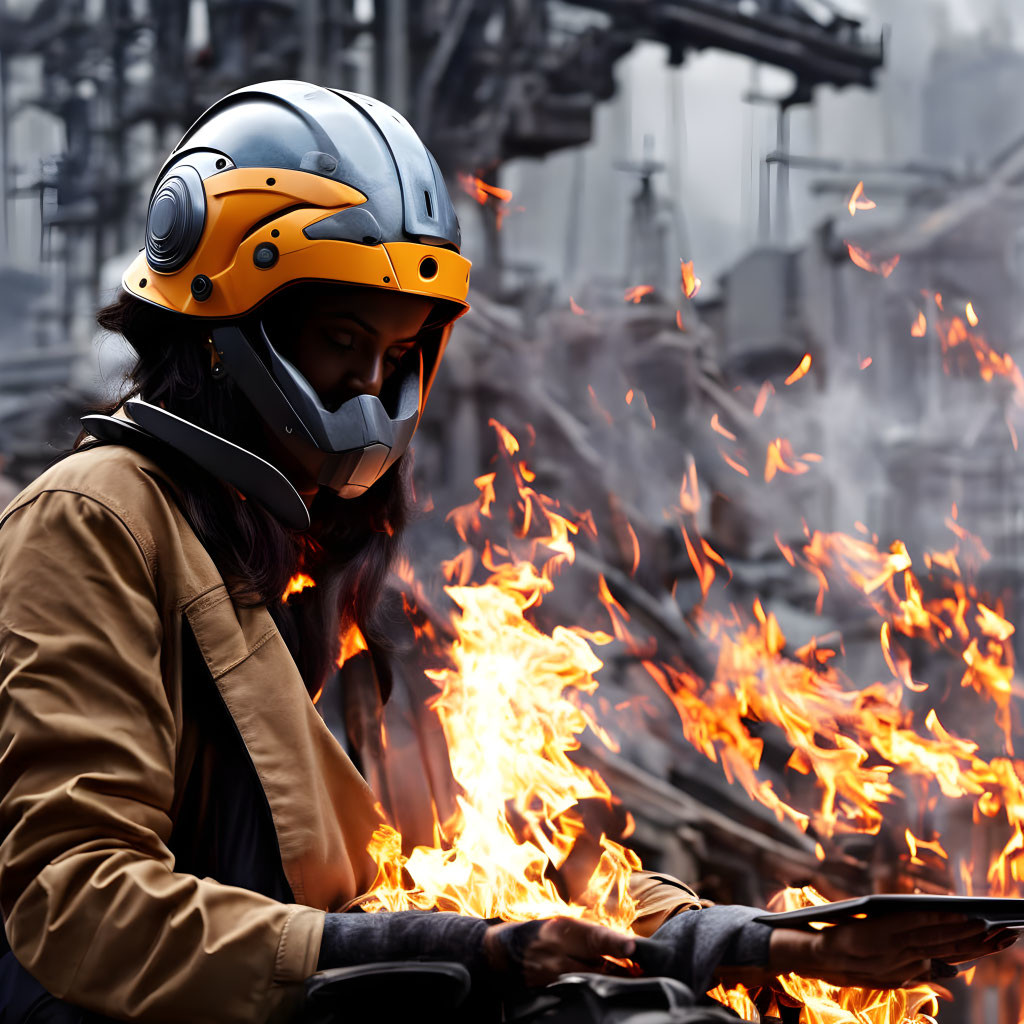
[755,894,1024,931]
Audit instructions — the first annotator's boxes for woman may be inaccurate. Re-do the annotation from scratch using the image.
[0,81,1012,1023]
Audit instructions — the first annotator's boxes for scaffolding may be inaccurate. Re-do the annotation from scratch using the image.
[0,0,882,458]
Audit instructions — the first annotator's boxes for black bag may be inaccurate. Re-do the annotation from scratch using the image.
[298,962,479,1024]
[505,973,752,1024]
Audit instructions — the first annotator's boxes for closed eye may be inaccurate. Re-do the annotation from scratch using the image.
[321,328,356,351]
[385,344,416,371]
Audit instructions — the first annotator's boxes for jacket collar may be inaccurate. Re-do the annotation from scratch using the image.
[81,401,311,530]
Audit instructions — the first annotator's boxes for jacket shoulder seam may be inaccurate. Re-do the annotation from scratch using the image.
[0,487,157,577]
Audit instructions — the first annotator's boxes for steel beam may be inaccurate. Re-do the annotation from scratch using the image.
[570,0,883,99]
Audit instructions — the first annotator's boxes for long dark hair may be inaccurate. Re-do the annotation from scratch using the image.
[87,289,411,698]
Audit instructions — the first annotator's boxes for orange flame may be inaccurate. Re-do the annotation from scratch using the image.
[338,621,369,667]
[785,354,812,385]
[925,294,1024,403]
[710,413,737,441]
[457,173,515,228]
[624,284,655,304]
[753,380,775,417]
[912,311,927,337]
[356,425,1024,1022]
[363,422,640,927]
[847,180,878,217]
[282,573,316,602]
[847,242,901,279]
[720,450,750,477]
[458,172,513,205]
[680,259,702,299]
[764,438,821,482]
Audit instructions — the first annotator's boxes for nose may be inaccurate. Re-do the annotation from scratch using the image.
[342,347,386,399]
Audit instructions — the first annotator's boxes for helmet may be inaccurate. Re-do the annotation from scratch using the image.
[96,81,470,529]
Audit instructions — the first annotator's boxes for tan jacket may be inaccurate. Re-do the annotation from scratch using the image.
[0,443,384,1023]
[0,442,699,1023]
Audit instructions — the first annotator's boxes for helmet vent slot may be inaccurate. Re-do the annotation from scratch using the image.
[423,190,433,219]
[242,204,311,242]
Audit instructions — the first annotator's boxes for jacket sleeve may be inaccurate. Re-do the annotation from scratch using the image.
[0,490,324,1024]
[628,870,702,937]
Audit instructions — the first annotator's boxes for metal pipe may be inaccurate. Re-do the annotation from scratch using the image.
[414,0,478,140]
[774,103,789,244]
[759,156,771,244]
[765,149,965,183]
[377,0,409,113]
[0,0,9,259]
[300,0,321,84]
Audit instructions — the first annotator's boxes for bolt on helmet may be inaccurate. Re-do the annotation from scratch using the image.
[94,80,470,529]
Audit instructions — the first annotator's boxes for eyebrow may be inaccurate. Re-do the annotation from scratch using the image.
[319,311,419,347]
[319,312,379,336]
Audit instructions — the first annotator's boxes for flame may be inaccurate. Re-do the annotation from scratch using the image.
[847,180,878,217]
[847,242,901,279]
[912,312,927,337]
[363,422,640,927]
[720,450,750,477]
[764,438,821,482]
[354,421,1024,1022]
[785,354,812,385]
[680,259,702,299]
[338,621,369,667]
[860,356,873,369]
[588,385,615,426]
[635,459,1024,876]
[711,413,737,441]
[569,296,588,315]
[753,380,775,417]
[457,173,515,227]
[283,573,315,602]
[624,284,655,304]
[458,173,513,205]
[922,293,1024,403]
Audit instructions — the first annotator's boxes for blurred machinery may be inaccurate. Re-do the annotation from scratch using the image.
[0,1,882,407]
[10,7,1024,1022]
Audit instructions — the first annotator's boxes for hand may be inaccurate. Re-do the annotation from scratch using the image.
[768,912,1018,988]
[483,917,636,988]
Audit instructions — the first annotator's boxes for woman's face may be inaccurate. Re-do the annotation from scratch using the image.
[260,285,437,501]
[276,285,436,409]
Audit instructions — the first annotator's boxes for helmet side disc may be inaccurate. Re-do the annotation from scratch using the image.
[146,164,207,273]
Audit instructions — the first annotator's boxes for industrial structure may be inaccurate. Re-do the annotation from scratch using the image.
[8,3,1024,1022]
[0,0,882,429]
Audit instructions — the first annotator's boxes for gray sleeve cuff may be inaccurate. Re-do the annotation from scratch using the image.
[649,904,771,993]
[317,909,490,980]
[725,918,773,968]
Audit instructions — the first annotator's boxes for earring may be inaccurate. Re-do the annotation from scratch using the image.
[206,338,226,380]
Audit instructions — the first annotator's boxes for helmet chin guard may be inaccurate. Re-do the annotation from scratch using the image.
[210,322,428,499]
